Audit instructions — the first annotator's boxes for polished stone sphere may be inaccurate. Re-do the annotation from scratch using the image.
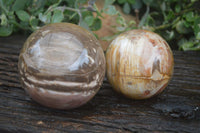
[106,29,174,99]
[18,23,106,109]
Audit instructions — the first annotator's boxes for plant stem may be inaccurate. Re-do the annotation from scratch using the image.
[153,23,171,31]
[57,6,85,25]
[139,5,150,28]
[45,5,89,25]
[44,0,62,14]
[152,17,180,31]
[10,20,32,31]
[135,9,139,27]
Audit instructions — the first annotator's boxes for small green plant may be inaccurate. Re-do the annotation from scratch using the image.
[0,0,115,36]
[0,0,200,51]
[116,0,200,51]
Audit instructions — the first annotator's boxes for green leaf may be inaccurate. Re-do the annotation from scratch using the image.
[30,16,39,30]
[178,38,187,47]
[116,16,126,26]
[128,20,136,26]
[2,0,15,7]
[84,16,94,26]
[183,20,191,28]
[25,0,32,7]
[16,10,30,22]
[12,0,27,11]
[128,0,135,4]
[51,10,64,23]
[93,4,103,18]
[78,0,87,4]
[117,0,126,4]
[160,2,166,12]
[44,0,62,14]
[0,26,13,36]
[146,15,155,26]
[178,38,200,51]
[175,4,181,13]
[0,13,8,26]
[80,20,90,30]
[166,10,175,21]
[139,5,150,27]
[7,11,15,23]
[163,30,175,41]
[142,0,153,5]
[132,0,143,9]
[104,5,118,15]
[33,0,46,10]
[91,18,102,31]
[176,20,191,34]
[39,12,51,24]
[104,0,115,9]
[196,32,200,40]
[116,26,126,31]
[81,9,93,17]
[181,41,194,51]
[123,2,131,14]
[194,17,200,39]
[185,12,195,22]
[19,21,29,29]
[0,0,9,14]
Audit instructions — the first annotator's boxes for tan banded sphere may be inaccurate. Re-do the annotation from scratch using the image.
[18,23,106,109]
[106,29,174,99]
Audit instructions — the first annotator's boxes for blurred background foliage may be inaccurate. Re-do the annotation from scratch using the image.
[0,0,200,51]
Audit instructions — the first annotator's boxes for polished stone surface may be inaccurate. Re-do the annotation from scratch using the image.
[106,29,174,99]
[18,23,106,109]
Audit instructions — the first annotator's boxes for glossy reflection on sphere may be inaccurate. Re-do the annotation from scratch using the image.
[106,29,174,99]
[18,23,106,109]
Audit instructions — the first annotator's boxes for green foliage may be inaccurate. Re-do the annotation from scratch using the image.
[104,5,118,15]
[101,0,136,41]
[123,2,131,14]
[91,18,102,31]
[0,0,130,41]
[0,26,12,36]
[51,10,64,23]
[0,0,105,36]
[16,10,30,22]
[103,0,118,15]
[104,0,115,8]
[116,0,200,51]
[1,0,200,51]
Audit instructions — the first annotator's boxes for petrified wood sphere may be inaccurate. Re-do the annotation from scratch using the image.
[106,30,174,99]
[18,23,106,109]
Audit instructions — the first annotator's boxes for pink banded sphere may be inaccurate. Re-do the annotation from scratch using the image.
[18,23,106,109]
[106,29,174,99]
